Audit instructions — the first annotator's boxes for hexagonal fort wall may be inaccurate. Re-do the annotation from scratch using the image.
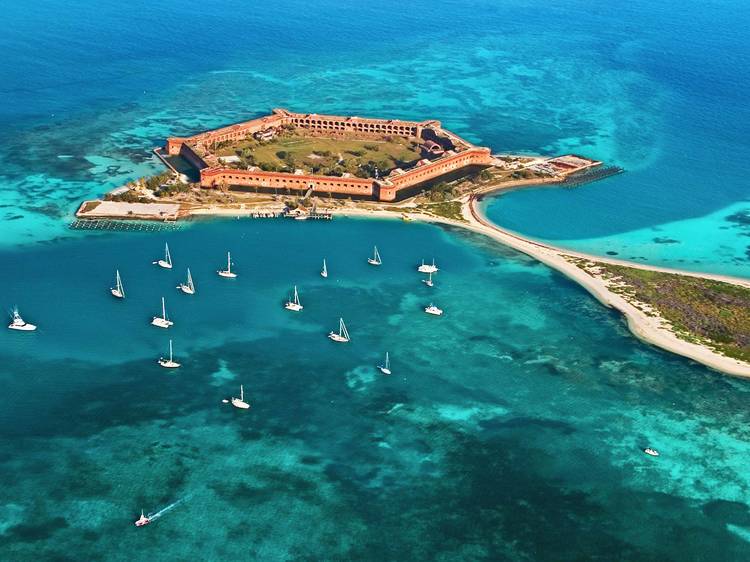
[165,109,493,202]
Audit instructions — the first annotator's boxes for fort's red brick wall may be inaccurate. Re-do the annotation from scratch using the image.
[201,168,376,198]
[164,109,493,202]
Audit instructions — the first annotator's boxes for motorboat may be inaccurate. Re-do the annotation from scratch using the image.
[8,307,36,331]
[643,448,660,457]
[134,510,151,527]
[424,303,443,316]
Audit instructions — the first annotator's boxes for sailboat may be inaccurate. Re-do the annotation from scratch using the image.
[424,303,443,316]
[158,339,181,368]
[367,245,382,266]
[231,384,250,409]
[111,269,125,298]
[151,297,173,328]
[177,268,195,295]
[328,317,350,342]
[134,510,151,527]
[417,258,438,274]
[154,243,173,269]
[378,352,391,375]
[321,258,328,278]
[422,271,434,287]
[284,285,303,311]
[217,252,237,278]
[7,307,36,331]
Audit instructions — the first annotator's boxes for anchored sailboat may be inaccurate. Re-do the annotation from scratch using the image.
[417,258,438,274]
[158,339,181,368]
[177,268,195,295]
[8,307,36,331]
[422,271,434,287]
[378,352,391,375]
[218,252,237,278]
[111,269,125,298]
[321,258,328,278]
[424,303,443,316]
[231,384,250,409]
[151,297,173,328]
[328,317,350,342]
[284,285,303,311]
[367,245,382,266]
[154,243,173,269]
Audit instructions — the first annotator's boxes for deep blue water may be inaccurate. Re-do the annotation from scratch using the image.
[2,1,750,560]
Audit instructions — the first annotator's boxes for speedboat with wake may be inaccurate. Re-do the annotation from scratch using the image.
[134,510,151,527]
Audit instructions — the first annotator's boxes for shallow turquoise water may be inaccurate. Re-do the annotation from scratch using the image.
[2,0,750,559]
[2,218,750,560]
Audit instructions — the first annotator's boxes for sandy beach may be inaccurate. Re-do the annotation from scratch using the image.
[331,200,750,378]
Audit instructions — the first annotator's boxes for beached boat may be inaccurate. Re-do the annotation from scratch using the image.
[158,339,181,368]
[422,271,434,287]
[134,510,151,527]
[424,303,443,316]
[8,307,36,331]
[177,268,195,295]
[154,243,173,269]
[368,246,382,266]
[284,285,303,311]
[321,258,328,278]
[378,352,391,375]
[218,252,237,278]
[418,258,438,274]
[111,269,125,298]
[231,384,250,409]
[151,297,173,328]
[328,317,350,342]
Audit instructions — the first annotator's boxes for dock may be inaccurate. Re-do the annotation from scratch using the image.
[69,219,182,232]
[562,165,624,188]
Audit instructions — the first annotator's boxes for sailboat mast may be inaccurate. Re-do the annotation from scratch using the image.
[240,384,244,401]
[169,339,173,361]
[227,252,231,273]
[161,297,166,320]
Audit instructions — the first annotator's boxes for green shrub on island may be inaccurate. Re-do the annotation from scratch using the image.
[155,182,191,198]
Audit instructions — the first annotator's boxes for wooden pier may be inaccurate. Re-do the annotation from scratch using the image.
[562,165,624,188]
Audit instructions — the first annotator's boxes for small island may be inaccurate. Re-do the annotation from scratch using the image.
[74,108,750,377]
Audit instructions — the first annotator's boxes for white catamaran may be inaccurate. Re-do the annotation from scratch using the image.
[158,339,181,368]
[321,258,328,278]
[218,252,237,278]
[367,245,382,266]
[177,268,195,295]
[154,243,173,269]
[8,307,36,331]
[284,285,303,312]
[231,384,250,409]
[151,297,174,328]
[378,352,391,375]
[328,317,350,342]
[111,269,125,298]
[417,258,438,274]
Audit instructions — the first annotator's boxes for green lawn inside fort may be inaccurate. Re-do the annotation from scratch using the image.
[214,130,423,178]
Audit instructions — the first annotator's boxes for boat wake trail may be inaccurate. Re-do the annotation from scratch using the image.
[148,493,192,521]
